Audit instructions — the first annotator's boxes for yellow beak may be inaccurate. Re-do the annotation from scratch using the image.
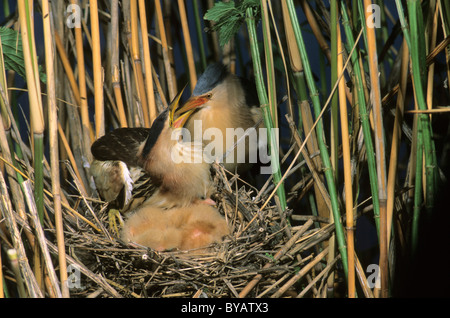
[169,84,189,128]
[172,109,195,128]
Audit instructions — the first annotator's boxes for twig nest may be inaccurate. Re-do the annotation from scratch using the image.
[64,166,335,298]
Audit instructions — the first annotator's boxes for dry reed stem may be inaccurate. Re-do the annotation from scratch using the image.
[73,1,94,149]
[0,171,43,297]
[297,254,340,298]
[298,101,330,222]
[261,0,278,128]
[110,0,128,128]
[0,86,29,232]
[387,41,409,250]
[354,253,374,298]
[281,1,302,72]
[130,0,150,128]
[271,246,329,298]
[177,0,197,91]
[287,115,332,213]
[138,0,157,124]
[54,31,80,104]
[23,181,62,297]
[266,1,294,120]
[42,0,69,297]
[155,0,177,100]
[364,0,388,298]
[57,122,87,195]
[90,0,105,138]
[337,24,355,297]
[238,219,314,297]
[0,154,101,233]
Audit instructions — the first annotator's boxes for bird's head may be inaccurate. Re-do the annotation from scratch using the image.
[175,63,229,116]
[139,85,194,162]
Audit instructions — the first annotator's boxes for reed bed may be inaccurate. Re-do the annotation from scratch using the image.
[0,0,449,298]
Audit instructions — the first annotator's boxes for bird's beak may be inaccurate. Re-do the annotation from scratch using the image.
[169,84,187,127]
[175,95,209,117]
[172,109,194,128]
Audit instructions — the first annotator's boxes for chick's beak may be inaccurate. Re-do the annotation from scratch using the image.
[169,84,187,127]
[172,109,195,128]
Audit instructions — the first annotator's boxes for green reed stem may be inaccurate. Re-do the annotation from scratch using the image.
[407,0,438,215]
[330,0,339,182]
[193,0,207,71]
[245,6,287,211]
[285,0,348,278]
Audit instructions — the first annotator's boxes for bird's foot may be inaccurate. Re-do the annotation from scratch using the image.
[109,209,124,236]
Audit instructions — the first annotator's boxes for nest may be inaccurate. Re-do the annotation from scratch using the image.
[61,164,338,298]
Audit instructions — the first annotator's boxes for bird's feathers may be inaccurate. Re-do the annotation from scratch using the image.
[193,62,228,96]
[185,69,264,172]
[91,128,150,166]
[90,159,153,211]
[90,104,213,213]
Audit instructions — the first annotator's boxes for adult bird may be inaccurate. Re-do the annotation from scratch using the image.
[175,63,265,174]
[90,87,213,233]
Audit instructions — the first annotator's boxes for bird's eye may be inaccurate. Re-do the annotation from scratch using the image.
[206,93,213,99]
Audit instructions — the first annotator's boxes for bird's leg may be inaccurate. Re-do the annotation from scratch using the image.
[108,208,124,235]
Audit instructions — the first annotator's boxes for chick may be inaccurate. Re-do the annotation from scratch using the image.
[121,203,229,252]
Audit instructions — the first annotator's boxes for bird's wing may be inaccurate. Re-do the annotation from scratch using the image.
[91,128,151,167]
[90,159,133,204]
[91,159,159,212]
[123,167,158,212]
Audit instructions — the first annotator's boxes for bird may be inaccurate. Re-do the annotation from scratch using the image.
[175,63,265,174]
[90,86,214,233]
[121,203,229,252]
